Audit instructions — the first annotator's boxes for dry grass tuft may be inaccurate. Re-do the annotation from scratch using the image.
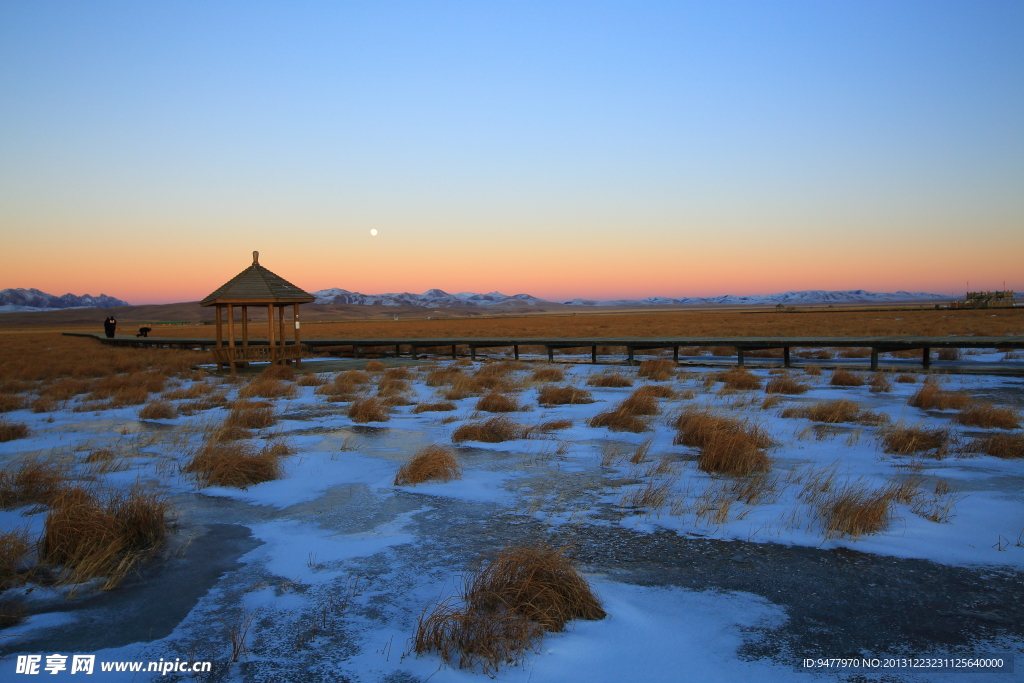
[587,372,633,388]
[936,348,962,361]
[297,373,326,387]
[617,391,661,416]
[475,393,521,413]
[425,366,464,387]
[40,484,169,589]
[673,407,772,476]
[537,386,594,406]
[336,370,372,386]
[764,374,810,394]
[84,449,117,464]
[761,395,783,410]
[442,376,489,401]
[633,384,676,400]
[0,458,66,508]
[880,423,954,457]
[637,359,675,381]
[413,401,458,413]
[139,400,177,420]
[394,444,462,485]
[315,371,369,401]
[383,367,414,380]
[715,368,762,390]
[348,397,390,423]
[238,378,296,400]
[963,433,1024,459]
[377,378,411,398]
[0,418,30,443]
[908,381,972,411]
[414,544,604,674]
[184,440,289,488]
[0,395,26,413]
[0,528,31,591]
[781,399,889,426]
[163,381,216,401]
[830,369,864,387]
[365,361,386,372]
[953,403,1020,430]
[819,482,895,539]
[804,365,822,376]
[869,373,893,393]
[586,410,645,433]
[211,423,253,442]
[621,478,673,511]
[530,366,565,383]
[896,373,918,383]
[225,401,277,429]
[31,396,56,413]
[452,416,527,443]
[537,419,573,432]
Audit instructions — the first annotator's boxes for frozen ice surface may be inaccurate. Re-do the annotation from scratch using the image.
[2,358,1023,681]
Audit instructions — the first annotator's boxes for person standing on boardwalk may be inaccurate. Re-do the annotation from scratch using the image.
[103,316,117,338]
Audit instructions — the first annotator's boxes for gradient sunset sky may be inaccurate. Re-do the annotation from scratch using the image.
[2,1,1021,305]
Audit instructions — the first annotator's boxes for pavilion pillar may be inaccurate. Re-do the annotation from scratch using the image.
[923,347,931,369]
[784,347,791,368]
[514,344,520,360]
[226,304,236,375]
[870,349,878,371]
[673,346,679,363]
[294,303,301,368]
[737,348,745,367]
[592,346,598,364]
[215,305,223,348]
[241,306,248,349]
[267,304,276,363]
[278,305,286,361]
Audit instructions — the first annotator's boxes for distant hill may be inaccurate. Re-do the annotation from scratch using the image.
[0,286,955,328]
[0,288,129,313]
[312,287,951,308]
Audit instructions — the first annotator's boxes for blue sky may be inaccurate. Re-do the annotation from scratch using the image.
[1,1,1021,303]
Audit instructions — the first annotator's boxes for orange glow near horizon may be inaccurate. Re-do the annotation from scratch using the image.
[3,222,1020,305]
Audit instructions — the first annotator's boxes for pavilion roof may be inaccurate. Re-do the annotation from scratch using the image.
[200,252,315,306]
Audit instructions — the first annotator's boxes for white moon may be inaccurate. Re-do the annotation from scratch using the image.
[370,229,378,236]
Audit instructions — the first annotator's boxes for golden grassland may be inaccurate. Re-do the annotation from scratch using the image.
[15,306,1023,342]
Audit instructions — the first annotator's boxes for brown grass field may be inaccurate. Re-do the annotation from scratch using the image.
[6,306,1023,345]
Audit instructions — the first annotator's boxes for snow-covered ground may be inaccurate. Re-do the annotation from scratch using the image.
[1,354,1023,681]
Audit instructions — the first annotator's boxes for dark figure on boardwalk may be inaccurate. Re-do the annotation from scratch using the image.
[103,316,117,338]
[137,327,152,338]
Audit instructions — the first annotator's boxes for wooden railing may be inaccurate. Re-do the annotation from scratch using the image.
[210,344,305,364]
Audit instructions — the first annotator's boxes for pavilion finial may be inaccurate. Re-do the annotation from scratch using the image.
[252,251,259,266]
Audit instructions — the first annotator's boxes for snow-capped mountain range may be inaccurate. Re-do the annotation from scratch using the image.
[313,287,950,308]
[0,288,129,313]
[0,286,952,314]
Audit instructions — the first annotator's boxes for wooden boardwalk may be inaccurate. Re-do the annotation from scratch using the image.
[64,332,1024,370]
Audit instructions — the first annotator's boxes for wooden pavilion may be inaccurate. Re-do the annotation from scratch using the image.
[201,251,315,372]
